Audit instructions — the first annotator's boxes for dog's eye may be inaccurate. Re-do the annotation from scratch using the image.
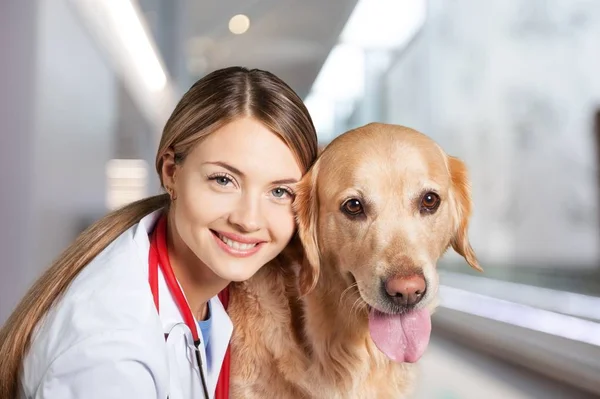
[342,198,364,216]
[420,192,440,213]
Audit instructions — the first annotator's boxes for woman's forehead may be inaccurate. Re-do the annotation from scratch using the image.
[187,118,303,181]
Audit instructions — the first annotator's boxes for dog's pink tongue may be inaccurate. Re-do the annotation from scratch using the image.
[368,308,431,363]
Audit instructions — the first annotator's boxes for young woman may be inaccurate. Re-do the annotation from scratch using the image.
[0,66,319,399]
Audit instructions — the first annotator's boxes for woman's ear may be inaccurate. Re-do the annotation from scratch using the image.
[293,162,321,295]
[161,149,178,193]
[448,156,482,272]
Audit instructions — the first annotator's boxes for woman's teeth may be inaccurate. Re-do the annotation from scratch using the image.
[219,234,258,250]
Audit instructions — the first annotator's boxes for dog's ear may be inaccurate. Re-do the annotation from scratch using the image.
[293,162,321,295]
[448,156,482,272]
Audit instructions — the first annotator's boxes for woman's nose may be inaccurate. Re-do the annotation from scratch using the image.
[228,196,264,232]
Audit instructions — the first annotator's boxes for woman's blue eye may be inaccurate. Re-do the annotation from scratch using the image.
[272,188,292,198]
[216,176,231,186]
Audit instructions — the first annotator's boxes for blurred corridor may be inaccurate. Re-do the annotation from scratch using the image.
[1,0,599,397]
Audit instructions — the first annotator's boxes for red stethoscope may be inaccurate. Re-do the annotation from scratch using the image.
[148,215,231,399]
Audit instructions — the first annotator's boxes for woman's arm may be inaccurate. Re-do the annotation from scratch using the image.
[32,328,168,399]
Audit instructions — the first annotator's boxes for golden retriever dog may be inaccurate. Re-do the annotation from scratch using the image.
[228,123,481,398]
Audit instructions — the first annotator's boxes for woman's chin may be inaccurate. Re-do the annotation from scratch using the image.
[211,265,258,284]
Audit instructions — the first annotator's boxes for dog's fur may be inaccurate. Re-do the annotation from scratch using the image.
[228,123,481,398]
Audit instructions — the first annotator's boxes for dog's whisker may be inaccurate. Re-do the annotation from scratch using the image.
[345,298,362,328]
[349,296,367,320]
[339,282,358,307]
[343,277,368,320]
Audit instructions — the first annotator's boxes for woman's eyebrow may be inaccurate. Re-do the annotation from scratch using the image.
[271,178,299,185]
[203,161,244,176]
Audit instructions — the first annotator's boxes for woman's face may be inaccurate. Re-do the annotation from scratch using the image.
[164,117,303,282]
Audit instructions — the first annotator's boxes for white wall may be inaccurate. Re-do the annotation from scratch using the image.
[383,0,600,269]
[114,84,161,192]
[385,31,432,135]
[30,0,118,275]
[0,2,39,323]
[0,0,119,324]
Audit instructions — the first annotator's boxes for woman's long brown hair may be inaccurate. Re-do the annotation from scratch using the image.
[0,66,318,398]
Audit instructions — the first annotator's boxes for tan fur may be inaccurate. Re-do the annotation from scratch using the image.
[229,123,481,398]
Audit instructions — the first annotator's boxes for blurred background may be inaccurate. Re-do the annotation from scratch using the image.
[1,0,599,397]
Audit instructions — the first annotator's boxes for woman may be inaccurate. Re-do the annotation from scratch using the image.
[0,66,319,399]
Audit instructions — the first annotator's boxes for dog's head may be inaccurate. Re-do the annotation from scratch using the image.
[293,123,480,362]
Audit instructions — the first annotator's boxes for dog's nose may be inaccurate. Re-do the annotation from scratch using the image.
[384,274,426,307]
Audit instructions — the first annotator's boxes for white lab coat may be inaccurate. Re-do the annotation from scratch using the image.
[19,210,233,399]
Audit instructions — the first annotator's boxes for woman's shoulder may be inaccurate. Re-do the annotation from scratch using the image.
[86,209,161,277]
[68,209,162,300]
[23,212,164,386]
[66,211,158,309]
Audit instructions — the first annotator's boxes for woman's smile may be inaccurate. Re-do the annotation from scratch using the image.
[210,229,266,258]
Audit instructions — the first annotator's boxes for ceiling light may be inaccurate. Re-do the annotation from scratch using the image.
[102,0,167,91]
[229,14,250,35]
[106,159,149,210]
[69,0,176,136]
